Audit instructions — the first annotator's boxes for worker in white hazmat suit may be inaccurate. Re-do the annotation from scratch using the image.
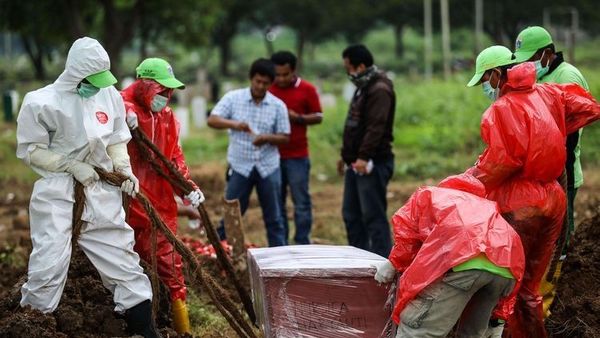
[16,37,161,338]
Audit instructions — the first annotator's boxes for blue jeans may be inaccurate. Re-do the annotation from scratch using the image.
[217,167,286,247]
[280,158,313,245]
[342,157,394,257]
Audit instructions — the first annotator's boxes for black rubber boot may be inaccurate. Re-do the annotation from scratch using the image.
[125,300,163,338]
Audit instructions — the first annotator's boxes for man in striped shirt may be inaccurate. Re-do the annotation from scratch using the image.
[208,58,291,247]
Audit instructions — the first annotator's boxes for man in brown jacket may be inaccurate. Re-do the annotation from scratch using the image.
[338,44,395,257]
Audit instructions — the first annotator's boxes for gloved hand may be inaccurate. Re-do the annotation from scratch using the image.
[483,321,505,338]
[126,112,139,130]
[185,189,205,208]
[117,167,140,197]
[66,160,100,186]
[374,259,396,284]
[105,141,138,197]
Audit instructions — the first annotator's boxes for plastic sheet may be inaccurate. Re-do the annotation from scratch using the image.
[248,245,395,338]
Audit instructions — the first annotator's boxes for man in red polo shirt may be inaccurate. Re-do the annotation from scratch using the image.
[269,51,323,244]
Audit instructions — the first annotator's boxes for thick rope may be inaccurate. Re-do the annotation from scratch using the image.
[130,128,257,324]
[150,224,159,320]
[71,180,86,244]
[94,168,257,338]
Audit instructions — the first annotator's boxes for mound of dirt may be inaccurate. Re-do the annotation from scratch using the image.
[547,211,600,338]
[0,247,180,338]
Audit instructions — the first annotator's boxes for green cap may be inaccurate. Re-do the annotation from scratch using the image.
[514,26,553,63]
[86,70,117,88]
[136,58,185,89]
[467,46,515,87]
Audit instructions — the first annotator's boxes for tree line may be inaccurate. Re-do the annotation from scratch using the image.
[1,0,598,80]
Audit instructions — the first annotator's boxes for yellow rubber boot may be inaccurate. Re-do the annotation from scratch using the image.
[540,260,563,318]
[172,299,191,334]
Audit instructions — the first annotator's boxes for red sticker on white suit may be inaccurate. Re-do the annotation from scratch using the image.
[96,111,108,124]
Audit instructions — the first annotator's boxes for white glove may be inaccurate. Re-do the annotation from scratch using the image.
[66,160,100,186]
[126,113,138,130]
[483,322,505,338]
[374,260,396,284]
[28,145,69,172]
[105,142,138,197]
[117,167,139,197]
[28,145,99,186]
[185,189,205,208]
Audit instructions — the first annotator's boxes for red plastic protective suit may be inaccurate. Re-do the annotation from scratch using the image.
[467,62,600,337]
[121,79,199,301]
[388,173,525,326]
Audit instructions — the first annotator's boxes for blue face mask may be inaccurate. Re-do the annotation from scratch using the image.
[77,82,100,98]
[482,70,500,101]
[150,94,169,112]
[534,50,549,79]
[482,81,498,101]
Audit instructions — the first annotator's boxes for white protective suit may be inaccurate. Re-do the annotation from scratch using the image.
[16,37,152,313]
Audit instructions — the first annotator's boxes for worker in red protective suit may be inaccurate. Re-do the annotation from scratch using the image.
[375,173,525,337]
[465,46,600,338]
[121,58,205,334]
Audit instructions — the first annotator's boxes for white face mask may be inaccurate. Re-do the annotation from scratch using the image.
[534,50,550,79]
[481,70,500,101]
[150,94,168,112]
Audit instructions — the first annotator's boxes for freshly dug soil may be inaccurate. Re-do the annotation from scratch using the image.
[546,211,600,338]
[0,247,180,338]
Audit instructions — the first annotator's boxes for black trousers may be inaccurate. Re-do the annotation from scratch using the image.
[342,157,394,257]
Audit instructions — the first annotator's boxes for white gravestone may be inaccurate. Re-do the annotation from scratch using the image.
[175,107,190,139]
[191,96,207,128]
